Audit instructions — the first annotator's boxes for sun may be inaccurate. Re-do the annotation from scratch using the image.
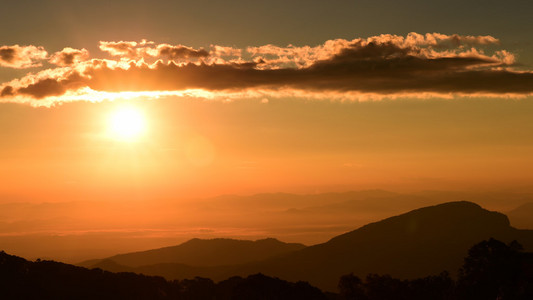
[108,106,146,141]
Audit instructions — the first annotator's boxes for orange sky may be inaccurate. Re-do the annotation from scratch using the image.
[1,0,533,262]
[1,96,533,202]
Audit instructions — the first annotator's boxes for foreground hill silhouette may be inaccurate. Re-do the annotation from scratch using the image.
[0,251,326,300]
[80,238,305,268]
[2,239,531,299]
[82,201,533,292]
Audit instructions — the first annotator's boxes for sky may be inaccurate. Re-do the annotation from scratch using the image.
[1,0,533,261]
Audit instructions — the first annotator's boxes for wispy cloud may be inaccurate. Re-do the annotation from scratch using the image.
[1,33,532,106]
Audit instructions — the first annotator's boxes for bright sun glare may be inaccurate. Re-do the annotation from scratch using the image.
[109,107,146,141]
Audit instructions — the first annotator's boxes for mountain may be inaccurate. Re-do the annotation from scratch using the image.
[237,201,533,291]
[507,202,533,229]
[85,201,533,292]
[80,238,305,268]
[4,189,532,263]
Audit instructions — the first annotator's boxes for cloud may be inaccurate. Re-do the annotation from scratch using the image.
[1,86,14,97]
[211,45,242,57]
[49,48,89,66]
[0,45,48,68]
[1,33,532,105]
[17,72,86,99]
[99,40,141,57]
[99,40,208,61]
[156,44,209,60]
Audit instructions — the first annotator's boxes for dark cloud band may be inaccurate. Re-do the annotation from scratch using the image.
[1,33,532,104]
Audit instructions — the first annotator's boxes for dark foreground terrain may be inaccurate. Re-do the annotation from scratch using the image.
[2,238,532,299]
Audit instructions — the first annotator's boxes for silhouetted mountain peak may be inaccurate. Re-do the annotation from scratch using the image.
[330,201,510,244]
[238,201,531,291]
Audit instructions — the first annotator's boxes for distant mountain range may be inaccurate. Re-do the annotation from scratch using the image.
[78,201,533,291]
[3,189,532,263]
[507,202,533,229]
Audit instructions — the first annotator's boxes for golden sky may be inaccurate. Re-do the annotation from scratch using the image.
[1,96,533,201]
[1,0,533,262]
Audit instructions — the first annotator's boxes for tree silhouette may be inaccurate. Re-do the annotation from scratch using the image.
[457,238,531,300]
[338,273,366,300]
[337,239,532,300]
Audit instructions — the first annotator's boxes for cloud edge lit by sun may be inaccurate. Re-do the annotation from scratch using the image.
[1,32,533,107]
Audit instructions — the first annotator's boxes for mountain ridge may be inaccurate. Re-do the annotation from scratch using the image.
[78,201,533,292]
[80,237,305,268]
[232,201,532,291]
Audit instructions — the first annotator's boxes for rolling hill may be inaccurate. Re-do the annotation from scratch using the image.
[80,237,305,268]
